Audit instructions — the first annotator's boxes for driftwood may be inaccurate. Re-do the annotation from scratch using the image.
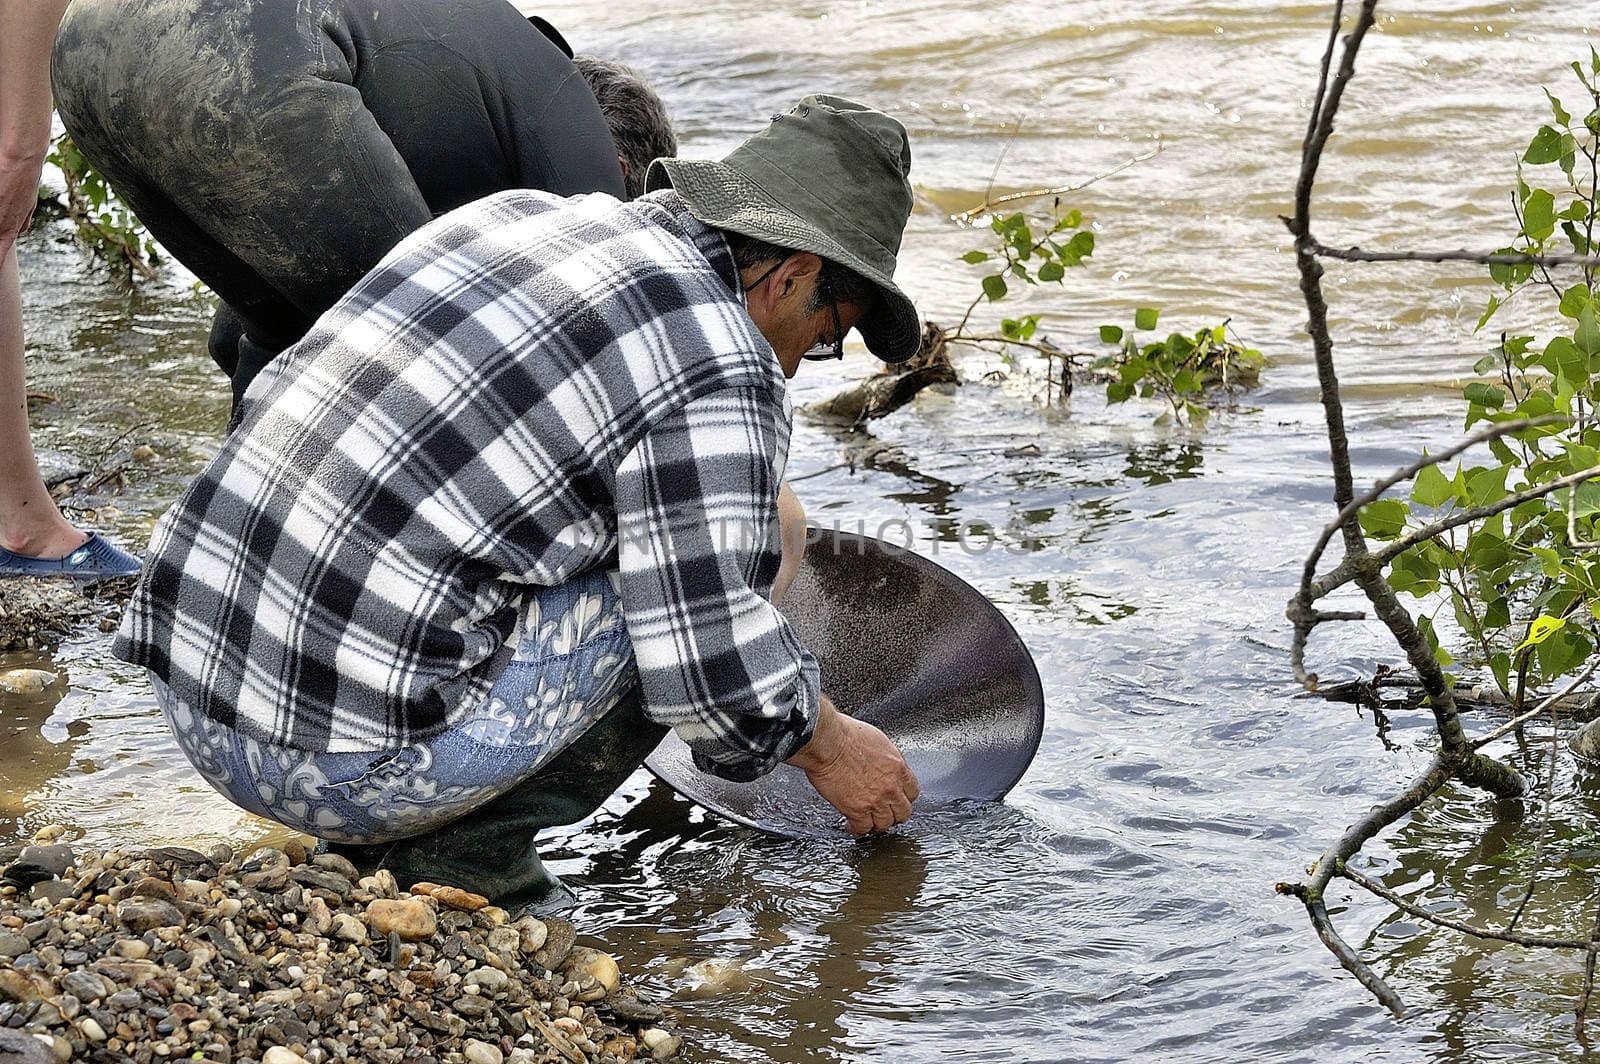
[805,321,960,426]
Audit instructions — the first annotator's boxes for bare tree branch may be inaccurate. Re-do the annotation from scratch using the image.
[1293,416,1563,616]
[1340,864,1600,950]
[1306,239,1600,269]
[1475,655,1600,750]
[1580,904,1600,1038]
[1320,463,1600,597]
[952,143,1164,224]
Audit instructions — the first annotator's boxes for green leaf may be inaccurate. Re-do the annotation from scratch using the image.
[1523,189,1556,242]
[1475,297,1503,333]
[1560,284,1592,319]
[1546,89,1572,127]
[1530,546,1565,580]
[1359,498,1410,540]
[1571,480,1600,517]
[961,250,991,264]
[1490,651,1513,692]
[982,274,1008,302]
[1411,462,1454,507]
[1038,260,1065,283]
[1564,221,1593,256]
[1516,614,1567,652]
[1579,304,1600,357]
[1106,381,1134,403]
[1537,628,1592,680]
[1540,335,1584,377]
[1472,351,1501,374]
[1062,231,1095,263]
[1466,464,1511,506]
[1526,125,1568,164]
[1483,597,1512,631]
[1001,314,1040,341]
[1489,246,1534,288]
[1387,545,1440,597]
[1463,382,1506,409]
[1417,615,1454,668]
[1134,307,1160,331]
[1099,325,1124,344]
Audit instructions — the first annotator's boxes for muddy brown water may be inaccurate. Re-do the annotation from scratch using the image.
[8,2,1600,1060]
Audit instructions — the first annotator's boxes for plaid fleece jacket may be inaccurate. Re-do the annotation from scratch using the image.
[114,189,819,781]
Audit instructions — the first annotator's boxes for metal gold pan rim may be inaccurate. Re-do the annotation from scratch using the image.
[643,527,1046,839]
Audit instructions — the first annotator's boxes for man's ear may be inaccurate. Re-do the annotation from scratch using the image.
[776,252,823,300]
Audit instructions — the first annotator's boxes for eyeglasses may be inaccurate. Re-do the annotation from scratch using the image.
[803,272,846,362]
[745,257,847,362]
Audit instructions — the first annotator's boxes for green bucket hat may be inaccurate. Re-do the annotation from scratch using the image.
[646,95,921,364]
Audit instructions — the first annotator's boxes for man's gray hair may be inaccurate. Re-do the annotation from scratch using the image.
[573,56,677,200]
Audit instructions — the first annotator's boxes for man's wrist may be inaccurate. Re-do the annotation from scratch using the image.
[784,694,841,772]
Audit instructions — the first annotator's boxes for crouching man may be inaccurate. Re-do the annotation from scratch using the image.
[113,96,923,909]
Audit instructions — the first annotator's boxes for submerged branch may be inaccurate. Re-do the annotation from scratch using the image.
[1474,656,1600,750]
[1340,865,1599,950]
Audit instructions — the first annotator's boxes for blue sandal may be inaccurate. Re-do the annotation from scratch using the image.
[0,532,143,580]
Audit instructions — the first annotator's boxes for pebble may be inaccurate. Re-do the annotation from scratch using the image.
[79,1018,106,1042]
[289,866,352,896]
[640,1027,684,1061]
[464,967,509,994]
[512,916,548,954]
[57,971,105,1002]
[463,1038,504,1064]
[262,1047,308,1064]
[366,897,437,941]
[16,846,73,879]
[0,933,28,959]
[309,853,359,880]
[410,882,489,912]
[564,947,620,996]
[116,897,184,932]
[0,670,56,695]
[330,912,368,944]
[535,918,576,969]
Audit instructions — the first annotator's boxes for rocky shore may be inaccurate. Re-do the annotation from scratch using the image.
[0,833,683,1064]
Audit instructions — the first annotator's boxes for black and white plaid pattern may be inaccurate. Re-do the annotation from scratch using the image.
[115,189,818,781]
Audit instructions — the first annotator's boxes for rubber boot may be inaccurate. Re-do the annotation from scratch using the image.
[344,686,668,913]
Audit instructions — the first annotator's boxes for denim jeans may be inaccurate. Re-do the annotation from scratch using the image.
[155,568,637,843]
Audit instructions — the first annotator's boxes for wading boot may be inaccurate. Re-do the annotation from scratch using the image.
[357,686,667,914]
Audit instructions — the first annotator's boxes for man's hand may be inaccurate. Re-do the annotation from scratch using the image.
[787,695,920,835]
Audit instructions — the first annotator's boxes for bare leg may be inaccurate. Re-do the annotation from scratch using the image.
[0,244,84,558]
[773,480,807,605]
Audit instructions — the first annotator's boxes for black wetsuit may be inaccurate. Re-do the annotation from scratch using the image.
[52,0,625,407]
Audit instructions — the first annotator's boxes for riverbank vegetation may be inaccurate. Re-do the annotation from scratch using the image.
[928,165,1263,426]
[1283,0,1600,1027]
[38,132,157,282]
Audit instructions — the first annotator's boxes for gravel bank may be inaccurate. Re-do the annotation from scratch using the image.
[0,833,683,1064]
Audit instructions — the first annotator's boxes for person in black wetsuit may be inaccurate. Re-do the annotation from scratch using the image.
[50,0,676,410]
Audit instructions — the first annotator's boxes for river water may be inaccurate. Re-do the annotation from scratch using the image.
[8,1,1600,1060]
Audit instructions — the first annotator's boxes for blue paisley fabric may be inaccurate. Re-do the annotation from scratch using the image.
[155,569,635,842]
